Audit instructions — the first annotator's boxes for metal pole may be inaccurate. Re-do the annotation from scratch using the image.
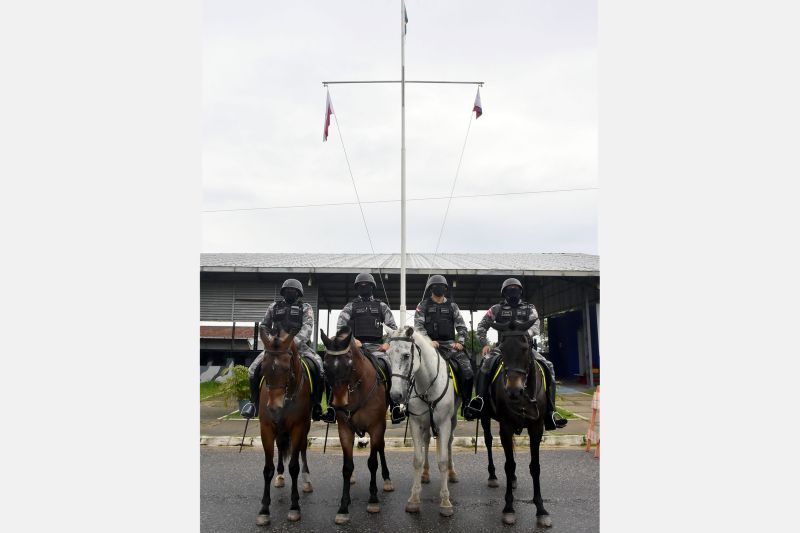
[399,0,407,326]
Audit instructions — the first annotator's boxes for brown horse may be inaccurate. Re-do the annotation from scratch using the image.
[255,327,314,526]
[480,319,553,528]
[320,326,393,525]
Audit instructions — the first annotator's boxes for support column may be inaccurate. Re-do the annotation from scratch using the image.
[313,305,320,351]
[584,291,594,388]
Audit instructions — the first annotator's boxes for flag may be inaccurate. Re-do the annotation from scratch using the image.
[404,3,408,35]
[473,87,482,119]
[323,89,334,142]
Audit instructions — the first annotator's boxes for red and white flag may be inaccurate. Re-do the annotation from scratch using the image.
[473,88,482,119]
[323,89,334,142]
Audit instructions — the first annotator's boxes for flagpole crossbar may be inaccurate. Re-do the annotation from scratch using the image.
[323,80,484,86]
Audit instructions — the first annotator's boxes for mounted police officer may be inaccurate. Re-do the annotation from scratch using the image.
[240,279,325,421]
[464,278,567,430]
[320,272,405,425]
[413,275,474,417]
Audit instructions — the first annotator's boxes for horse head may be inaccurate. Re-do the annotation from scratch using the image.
[491,319,536,403]
[261,326,300,410]
[320,326,357,390]
[385,325,419,405]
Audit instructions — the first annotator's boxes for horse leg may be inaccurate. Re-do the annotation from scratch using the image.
[482,414,498,487]
[301,442,313,493]
[530,423,552,527]
[366,428,382,514]
[405,417,424,513]
[335,424,355,525]
[257,429,274,526]
[421,425,431,484]
[499,422,517,525]
[436,417,454,517]
[448,407,458,483]
[379,446,393,492]
[274,445,285,488]
[285,427,302,522]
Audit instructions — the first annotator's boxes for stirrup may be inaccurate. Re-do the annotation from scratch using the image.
[464,397,484,420]
[240,401,257,419]
[391,404,406,424]
[321,406,336,424]
[552,411,568,428]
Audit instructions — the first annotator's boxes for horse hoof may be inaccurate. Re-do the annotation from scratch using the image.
[383,480,394,492]
[421,473,430,484]
[256,514,270,526]
[350,475,356,485]
[439,505,454,517]
[274,475,285,488]
[502,513,516,525]
[448,472,459,483]
[405,502,420,514]
[537,514,553,527]
[287,510,301,522]
[303,482,313,493]
[335,513,350,525]
[488,478,499,488]
[367,503,381,514]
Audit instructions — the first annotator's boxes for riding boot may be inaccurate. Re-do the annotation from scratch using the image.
[240,365,261,419]
[543,370,568,430]
[303,356,324,421]
[460,376,474,418]
[464,360,490,421]
[320,379,336,424]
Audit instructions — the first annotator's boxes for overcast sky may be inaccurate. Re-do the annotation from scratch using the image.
[202,0,597,255]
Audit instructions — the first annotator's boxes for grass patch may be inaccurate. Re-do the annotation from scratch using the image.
[555,406,580,419]
[200,380,224,400]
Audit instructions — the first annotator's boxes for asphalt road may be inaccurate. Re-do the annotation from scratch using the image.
[201,447,598,533]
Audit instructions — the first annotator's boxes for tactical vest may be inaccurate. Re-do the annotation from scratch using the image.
[424,299,456,341]
[494,301,533,341]
[349,298,383,342]
[271,300,304,333]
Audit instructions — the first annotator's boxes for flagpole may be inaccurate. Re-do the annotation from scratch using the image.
[399,0,407,326]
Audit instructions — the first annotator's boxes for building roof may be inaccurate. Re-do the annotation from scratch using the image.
[200,253,598,276]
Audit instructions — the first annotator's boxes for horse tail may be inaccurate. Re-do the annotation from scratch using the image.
[277,431,290,464]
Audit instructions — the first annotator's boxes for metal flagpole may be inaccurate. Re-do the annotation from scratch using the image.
[400,0,407,326]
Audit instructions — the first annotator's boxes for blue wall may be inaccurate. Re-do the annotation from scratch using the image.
[546,305,599,381]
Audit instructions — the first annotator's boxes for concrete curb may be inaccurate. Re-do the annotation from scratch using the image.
[201,434,585,449]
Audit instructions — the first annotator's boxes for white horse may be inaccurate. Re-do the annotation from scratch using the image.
[384,325,459,517]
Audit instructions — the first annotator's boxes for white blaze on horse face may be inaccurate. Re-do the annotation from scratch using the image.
[387,340,411,404]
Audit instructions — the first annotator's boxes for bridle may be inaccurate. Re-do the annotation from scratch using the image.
[262,346,301,404]
[495,330,539,419]
[388,335,450,417]
[324,344,379,423]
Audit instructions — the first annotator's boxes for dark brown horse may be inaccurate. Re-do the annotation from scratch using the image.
[320,326,393,525]
[480,319,553,528]
[255,327,313,526]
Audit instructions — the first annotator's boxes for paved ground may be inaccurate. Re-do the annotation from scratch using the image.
[201,447,599,533]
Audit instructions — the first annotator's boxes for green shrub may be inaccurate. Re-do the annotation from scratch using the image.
[219,365,250,406]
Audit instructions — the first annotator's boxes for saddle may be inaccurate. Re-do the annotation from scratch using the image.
[359,348,390,390]
[436,347,464,396]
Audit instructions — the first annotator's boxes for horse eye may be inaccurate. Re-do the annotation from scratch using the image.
[403,352,410,359]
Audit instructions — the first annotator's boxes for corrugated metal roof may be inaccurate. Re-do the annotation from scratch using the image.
[200,253,598,276]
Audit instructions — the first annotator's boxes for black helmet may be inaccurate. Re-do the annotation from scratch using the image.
[353,272,376,289]
[280,278,304,297]
[500,278,523,296]
[424,274,448,294]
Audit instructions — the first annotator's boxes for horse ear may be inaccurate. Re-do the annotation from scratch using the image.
[320,329,331,347]
[382,324,393,336]
[335,326,353,348]
[280,329,296,350]
[404,326,414,337]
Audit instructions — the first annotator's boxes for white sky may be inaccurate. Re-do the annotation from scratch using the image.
[202,0,597,254]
